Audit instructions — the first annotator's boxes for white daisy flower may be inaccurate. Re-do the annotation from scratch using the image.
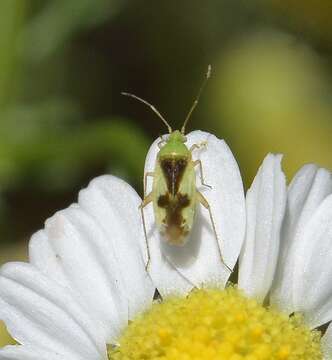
[0,130,331,359]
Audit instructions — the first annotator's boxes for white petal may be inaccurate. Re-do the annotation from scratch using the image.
[78,175,155,318]
[30,175,155,341]
[238,154,286,302]
[0,345,68,360]
[143,130,246,295]
[322,323,332,360]
[43,206,127,341]
[271,165,332,313]
[291,194,332,328]
[0,263,106,360]
[29,230,68,286]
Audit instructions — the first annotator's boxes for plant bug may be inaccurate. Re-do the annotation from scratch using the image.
[122,66,231,273]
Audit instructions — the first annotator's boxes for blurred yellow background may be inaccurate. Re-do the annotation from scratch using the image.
[0,0,332,345]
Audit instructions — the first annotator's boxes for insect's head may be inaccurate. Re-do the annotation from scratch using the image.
[168,130,186,144]
[121,65,211,136]
[158,129,188,158]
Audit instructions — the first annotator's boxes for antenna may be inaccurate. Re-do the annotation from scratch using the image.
[181,65,211,134]
[121,92,172,133]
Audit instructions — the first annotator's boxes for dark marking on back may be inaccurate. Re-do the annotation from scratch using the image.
[160,157,188,196]
[157,193,170,208]
[158,192,191,243]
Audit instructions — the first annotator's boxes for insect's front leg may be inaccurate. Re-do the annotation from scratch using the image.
[196,191,232,273]
[189,140,207,153]
[139,192,153,270]
[143,172,154,196]
[190,141,211,188]
[157,135,167,149]
[193,159,212,189]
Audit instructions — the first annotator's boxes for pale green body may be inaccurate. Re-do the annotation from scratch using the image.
[152,131,197,245]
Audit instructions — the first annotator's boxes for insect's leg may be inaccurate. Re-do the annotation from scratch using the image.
[196,191,232,273]
[193,159,212,189]
[157,135,167,149]
[143,172,154,197]
[139,192,153,270]
[107,343,120,358]
[189,140,208,153]
[191,141,211,189]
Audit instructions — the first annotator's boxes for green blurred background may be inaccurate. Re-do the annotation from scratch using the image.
[1,0,332,345]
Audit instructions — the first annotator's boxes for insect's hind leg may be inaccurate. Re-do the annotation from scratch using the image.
[139,192,153,270]
[196,191,232,273]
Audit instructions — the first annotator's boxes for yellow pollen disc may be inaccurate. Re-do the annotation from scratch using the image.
[108,287,322,360]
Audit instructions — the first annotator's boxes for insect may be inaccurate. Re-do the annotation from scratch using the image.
[122,66,231,272]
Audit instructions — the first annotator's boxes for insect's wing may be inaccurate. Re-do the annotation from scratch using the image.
[152,161,168,230]
[178,160,196,233]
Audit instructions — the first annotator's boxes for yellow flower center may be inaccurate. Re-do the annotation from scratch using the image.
[108,287,322,360]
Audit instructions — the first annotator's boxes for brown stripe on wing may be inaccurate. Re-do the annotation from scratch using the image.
[160,158,188,196]
[158,192,191,244]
